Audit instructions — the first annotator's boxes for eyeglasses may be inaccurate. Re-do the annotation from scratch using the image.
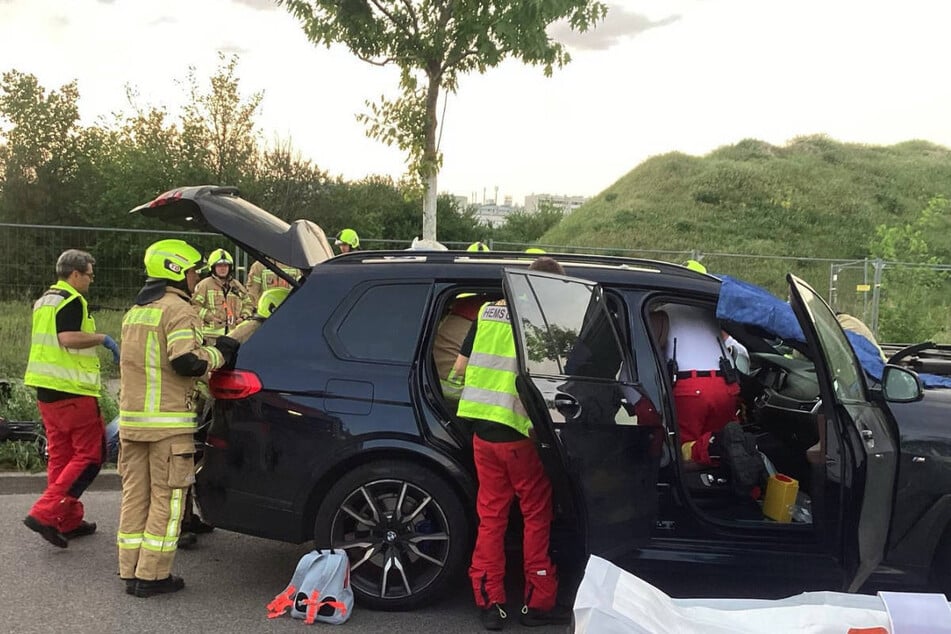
[79,270,95,280]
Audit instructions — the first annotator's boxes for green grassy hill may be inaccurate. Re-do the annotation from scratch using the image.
[543,136,951,293]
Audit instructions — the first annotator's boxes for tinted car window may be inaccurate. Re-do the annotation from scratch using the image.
[795,282,866,403]
[336,283,429,363]
[508,273,624,381]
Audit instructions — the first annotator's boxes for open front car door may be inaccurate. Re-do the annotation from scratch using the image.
[503,268,664,560]
[787,274,897,592]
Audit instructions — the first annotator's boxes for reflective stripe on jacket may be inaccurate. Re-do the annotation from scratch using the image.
[457,302,532,437]
[119,287,225,441]
[192,275,252,337]
[24,280,101,397]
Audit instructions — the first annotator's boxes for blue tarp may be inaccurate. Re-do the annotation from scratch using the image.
[715,275,951,389]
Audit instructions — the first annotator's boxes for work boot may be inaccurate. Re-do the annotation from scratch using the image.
[480,603,507,631]
[182,516,214,534]
[133,575,185,598]
[23,515,68,548]
[63,521,97,539]
[520,604,572,627]
[177,531,197,549]
[122,578,135,595]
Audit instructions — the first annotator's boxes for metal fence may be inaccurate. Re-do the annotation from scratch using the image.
[2,224,948,340]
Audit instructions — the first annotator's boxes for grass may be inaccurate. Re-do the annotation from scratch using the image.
[543,136,951,341]
[0,300,122,471]
[0,301,124,381]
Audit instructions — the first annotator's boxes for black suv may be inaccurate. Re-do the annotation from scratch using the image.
[136,186,951,611]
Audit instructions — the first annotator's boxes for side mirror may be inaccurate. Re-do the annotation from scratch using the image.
[881,365,924,403]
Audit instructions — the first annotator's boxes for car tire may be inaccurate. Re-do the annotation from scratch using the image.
[314,460,471,611]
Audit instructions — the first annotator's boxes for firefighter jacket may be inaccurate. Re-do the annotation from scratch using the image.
[247,260,300,305]
[457,301,532,437]
[24,280,101,397]
[192,274,252,338]
[119,287,225,441]
[228,316,264,344]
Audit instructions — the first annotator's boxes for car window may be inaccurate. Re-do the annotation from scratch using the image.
[336,283,429,363]
[794,282,866,403]
[508,273,625,381]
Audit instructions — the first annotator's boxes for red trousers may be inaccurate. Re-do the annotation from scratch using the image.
[469,435,558,610]
[674,375,740,465]
[30,396,105,532]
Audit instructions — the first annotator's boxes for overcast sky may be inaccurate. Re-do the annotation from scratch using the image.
[1,0,950,206]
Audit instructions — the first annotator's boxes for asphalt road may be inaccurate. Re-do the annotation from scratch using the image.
[1,489,567,634]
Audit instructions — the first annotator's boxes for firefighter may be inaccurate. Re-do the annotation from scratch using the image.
[192,248,252,344]
[246,258,299,306]
[229,286,289,344]
[117,239,237,598]
[23,249,120,548]
[451,256,572,630]
[334,228,360,254]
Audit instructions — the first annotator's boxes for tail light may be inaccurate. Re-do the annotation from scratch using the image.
[148,189,183,207]
[209,369,262,400]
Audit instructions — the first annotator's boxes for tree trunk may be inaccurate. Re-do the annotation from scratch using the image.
[422,74,441,241]
[423,172,437,240]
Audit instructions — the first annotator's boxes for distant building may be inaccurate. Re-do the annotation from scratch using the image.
[474,202,516,228]
[524,193,587,214]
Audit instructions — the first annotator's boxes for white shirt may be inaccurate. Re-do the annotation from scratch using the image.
[724,335,750,374]
[663,304,724,372]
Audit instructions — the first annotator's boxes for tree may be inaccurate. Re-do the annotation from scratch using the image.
[0,70,86,224]
[490,203,565,244]
[869,196,951,342]
[280,0,607,241]
[181,53,263,188]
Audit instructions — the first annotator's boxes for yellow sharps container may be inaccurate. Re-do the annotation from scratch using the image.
[763,474,799,522]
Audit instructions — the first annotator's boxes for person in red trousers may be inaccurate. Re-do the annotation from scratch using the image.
[23,249,119,547]
[450,257,572,631]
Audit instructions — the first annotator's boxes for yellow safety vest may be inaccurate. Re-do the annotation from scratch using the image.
[457,302,532,437]
[24,280,101,397]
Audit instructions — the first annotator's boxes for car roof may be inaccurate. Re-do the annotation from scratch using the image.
[317,250,722,293]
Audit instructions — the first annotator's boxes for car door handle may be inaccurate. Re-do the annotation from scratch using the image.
[553,394,581,420]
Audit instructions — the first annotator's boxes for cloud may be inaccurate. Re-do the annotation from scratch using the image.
[220,42,250,55]
[232,0,279,10]
[550,5,681,51]
[148,16,177,27]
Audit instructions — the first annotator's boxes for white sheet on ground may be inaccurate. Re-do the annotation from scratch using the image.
[574,555,906,634]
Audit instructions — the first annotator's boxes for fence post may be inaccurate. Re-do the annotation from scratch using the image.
[829,262,838,311]
[869,258,884,337]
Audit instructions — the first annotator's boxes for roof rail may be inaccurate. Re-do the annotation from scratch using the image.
[322,249,702,277]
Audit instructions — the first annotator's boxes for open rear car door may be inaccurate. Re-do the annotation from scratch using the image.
[502,268,664,559]
[131,186,335,282]
[787,274,897,591]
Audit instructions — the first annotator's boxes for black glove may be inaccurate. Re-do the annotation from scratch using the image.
[710,421,765,498]
[214,336,240,368]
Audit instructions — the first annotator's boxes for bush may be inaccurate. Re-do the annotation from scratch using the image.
[0,379,119,471]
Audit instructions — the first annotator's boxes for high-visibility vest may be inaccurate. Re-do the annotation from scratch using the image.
[24,280,101,397]
[457,302,532,437]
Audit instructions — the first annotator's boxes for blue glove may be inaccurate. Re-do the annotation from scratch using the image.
[102,335,120,363]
